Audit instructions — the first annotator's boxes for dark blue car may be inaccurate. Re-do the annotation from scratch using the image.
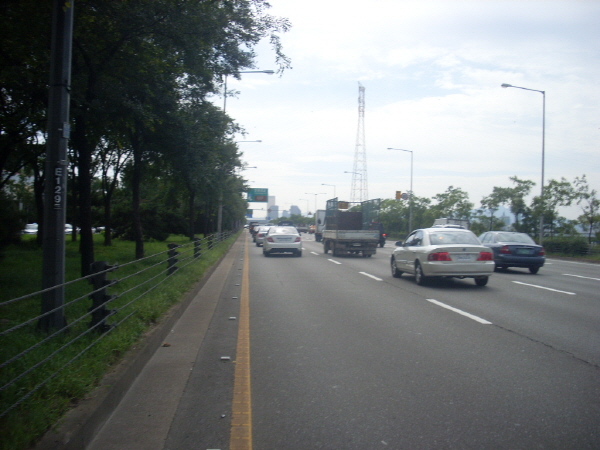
[479,231,545,274]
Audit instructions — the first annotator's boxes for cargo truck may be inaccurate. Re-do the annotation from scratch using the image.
[322,198,381,257]
[314,210,326,242]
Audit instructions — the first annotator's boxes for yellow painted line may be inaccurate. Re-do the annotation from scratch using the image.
[230,235,252,450]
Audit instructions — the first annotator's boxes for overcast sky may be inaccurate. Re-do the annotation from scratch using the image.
[220,0,600,220]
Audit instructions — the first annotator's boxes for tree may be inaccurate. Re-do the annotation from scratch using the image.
[574,175,600,243]
[532,177,575,238]
[479,187,512,231]
[96,138,132,246]
[0,1,50,190]
[66,0,291,269]
[430,186,473,220]
[379,198,408,236]
[505,176,535,232]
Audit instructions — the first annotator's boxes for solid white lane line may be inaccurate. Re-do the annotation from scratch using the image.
[563,273,600,282]
[427,299,492,325]
[359,272,382,281]
[328,259,342,265]
[512,281,576,295]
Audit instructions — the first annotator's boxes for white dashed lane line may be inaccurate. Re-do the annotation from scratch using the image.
[512,281,576,295]
[427,299,492,325]
[563,273,600,282]
[359,272,382,281]
[328,259,342,265]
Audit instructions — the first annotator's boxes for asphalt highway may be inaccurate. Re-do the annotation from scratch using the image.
[87,232,600,450]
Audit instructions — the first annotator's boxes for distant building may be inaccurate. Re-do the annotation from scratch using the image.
[281,210,290,218]
[290,205,301,216]
[268,205,279,220]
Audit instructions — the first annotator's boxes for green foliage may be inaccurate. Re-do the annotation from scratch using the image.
[574,175,600,243]
[543,237,590,256]
[430,186,473,220]
[0,191,24,251]
[0,233,238,450]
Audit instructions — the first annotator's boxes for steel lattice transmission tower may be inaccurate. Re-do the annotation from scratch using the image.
[350,82,368,203]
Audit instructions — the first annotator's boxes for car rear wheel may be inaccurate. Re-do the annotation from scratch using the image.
[414,262,427,286]
[295,250,302,257]
[475,276,489,286]
[529,266,539,274]
[391,257,402,278]
[263,249,269,257]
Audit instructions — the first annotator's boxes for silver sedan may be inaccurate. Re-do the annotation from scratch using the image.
[391,228,494,286]
[263,226,302,257]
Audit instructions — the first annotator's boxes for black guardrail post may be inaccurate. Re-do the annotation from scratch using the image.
[193,237,201,258]
[88,261,117,332]
[167,243,179,275]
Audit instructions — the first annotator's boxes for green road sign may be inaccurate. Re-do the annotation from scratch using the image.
[248,188,268,202]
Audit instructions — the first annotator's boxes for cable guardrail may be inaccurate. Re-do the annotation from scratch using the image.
[0,230,238,420]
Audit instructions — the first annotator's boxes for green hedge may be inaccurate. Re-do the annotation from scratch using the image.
[543,237,590,256]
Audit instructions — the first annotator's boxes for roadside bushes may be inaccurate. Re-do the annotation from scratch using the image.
[543,237,590,256]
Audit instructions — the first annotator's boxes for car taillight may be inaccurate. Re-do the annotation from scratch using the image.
[477,251,494,261]
[294,237,301,242]
[428,252,452,261]
[500,245,511,254]
[267,237,274,242]
[382,233,387,238]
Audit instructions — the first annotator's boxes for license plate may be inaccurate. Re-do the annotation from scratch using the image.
[516,248,533,255]
[455,254,472,261]
[277,237,292,242]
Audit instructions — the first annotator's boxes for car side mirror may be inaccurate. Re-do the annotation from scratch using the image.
[395,241,403,246]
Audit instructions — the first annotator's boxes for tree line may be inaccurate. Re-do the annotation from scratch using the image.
[0,0,291,275]
[378,175,599,243]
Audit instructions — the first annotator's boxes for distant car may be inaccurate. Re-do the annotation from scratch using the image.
[65,224,73,234]
[248,222,260,240]
[255,226,271,247]
[479,231,545,274]
[391,227,494,286]
[263,226,302,257]
[22,223,38,234]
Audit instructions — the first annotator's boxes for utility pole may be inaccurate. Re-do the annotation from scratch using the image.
[350,83,368,203]
[39,0,74,332]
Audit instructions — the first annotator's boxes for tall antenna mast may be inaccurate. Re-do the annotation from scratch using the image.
[350,82,368,203]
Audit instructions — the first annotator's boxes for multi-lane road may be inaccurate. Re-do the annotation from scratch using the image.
[89,232,600,450]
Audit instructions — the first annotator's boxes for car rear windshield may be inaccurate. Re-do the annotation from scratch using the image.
[428,231,480,245]
[496,233,535,244]
[269,227,298,235]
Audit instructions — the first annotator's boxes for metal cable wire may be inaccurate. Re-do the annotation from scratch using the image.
[0,232,237,419]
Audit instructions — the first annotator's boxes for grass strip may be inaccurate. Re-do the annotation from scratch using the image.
[0,232,239,450]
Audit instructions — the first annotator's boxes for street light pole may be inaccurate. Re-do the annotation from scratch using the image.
[305,192,327,213]
[321,183,336,199]
[218,141,261,235]
[218,71,272,235]
[387,148,414,232]
[501,83,546,244]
